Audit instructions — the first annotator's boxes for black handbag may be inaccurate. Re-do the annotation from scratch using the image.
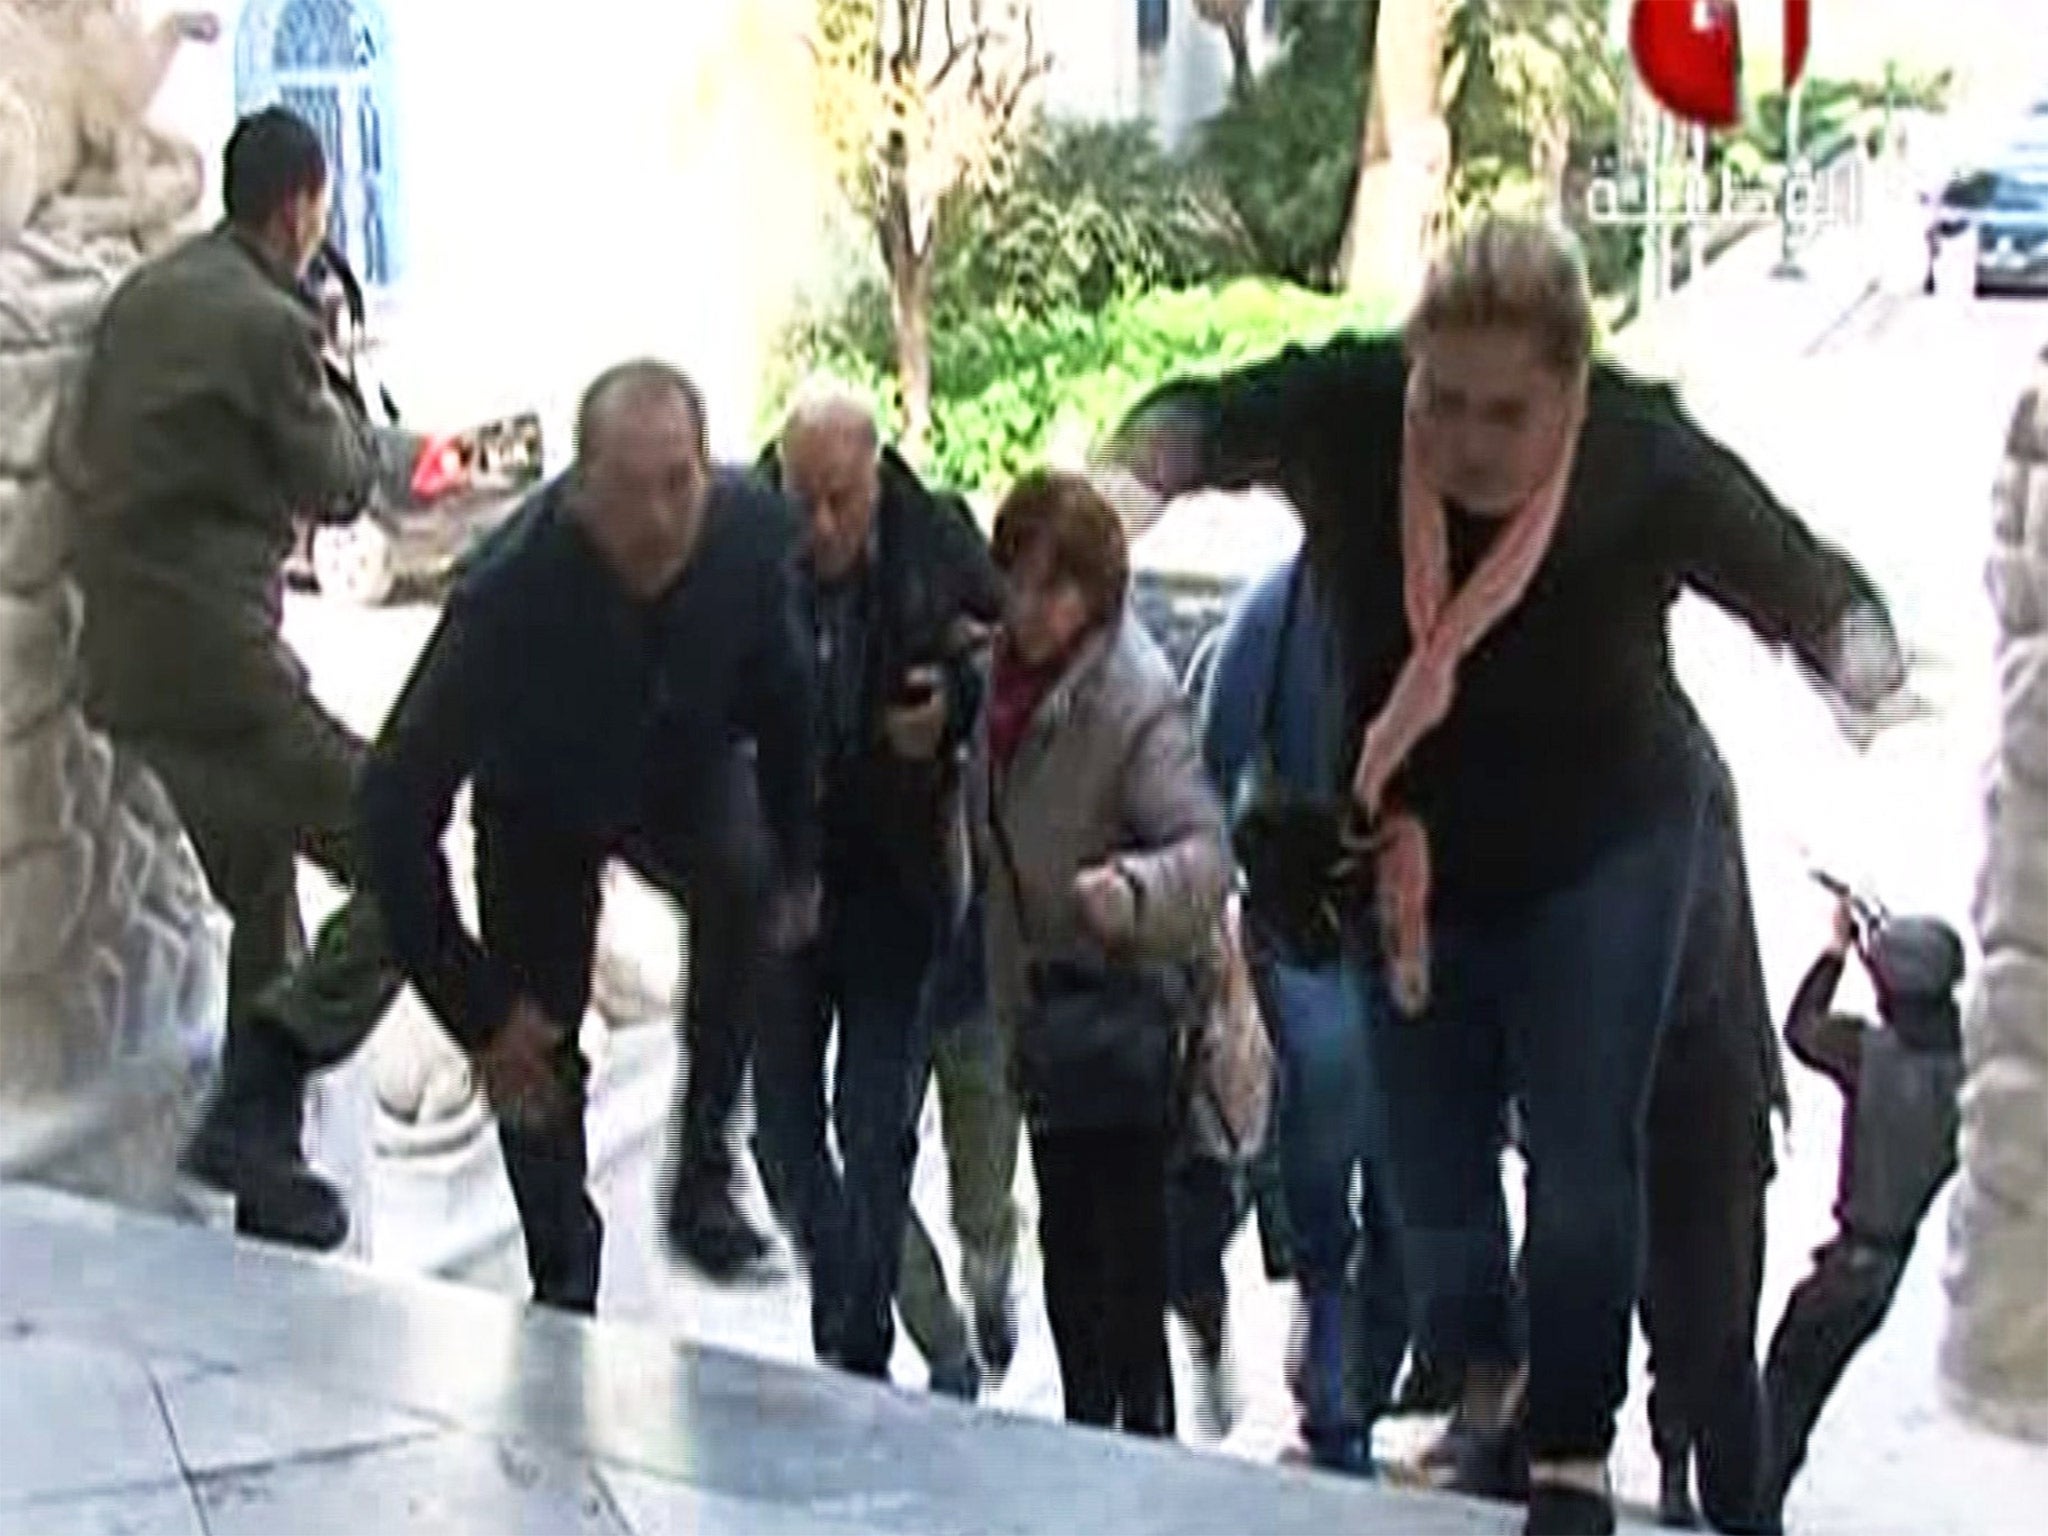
[1226,562,1357,972]
[988,794,1191,1132]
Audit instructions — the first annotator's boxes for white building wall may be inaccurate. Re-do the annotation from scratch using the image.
[138,0,1274,469]
[143,0,835,468]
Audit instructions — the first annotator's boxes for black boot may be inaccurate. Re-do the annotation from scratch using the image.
[664,1161,774,1282]
[1391,1350,1466,1417]
[182,1017,348,1252]
[1659,1453,1702,1529]
[1526,1483,1617,1536]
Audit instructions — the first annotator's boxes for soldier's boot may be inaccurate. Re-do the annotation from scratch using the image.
[664,1159,774,1282]
[183,1017,349,1253]
[1658,1451,1702,1530]
[963,1247,1018,1379]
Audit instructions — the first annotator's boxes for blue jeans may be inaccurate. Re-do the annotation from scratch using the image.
[1369,787,1706,1461]
[753,878,939,1377]
[1253,949,1411,1438]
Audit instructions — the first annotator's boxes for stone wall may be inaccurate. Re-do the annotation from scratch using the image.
[1945,342,2048,1442]
[0,235,228,1213]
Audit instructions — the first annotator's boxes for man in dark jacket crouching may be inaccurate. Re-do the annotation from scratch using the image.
[355,361,818,1314]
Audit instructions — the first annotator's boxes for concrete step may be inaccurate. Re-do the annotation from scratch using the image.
[0,1183,1594,1534]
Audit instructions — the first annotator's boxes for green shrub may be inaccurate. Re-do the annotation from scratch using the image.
[942,119,1251,318]
[768,278,1399,494]
[1195,0,1371,289]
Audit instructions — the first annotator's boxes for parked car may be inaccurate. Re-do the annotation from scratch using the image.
[286,413,545,606]
[1922,165,2048,297]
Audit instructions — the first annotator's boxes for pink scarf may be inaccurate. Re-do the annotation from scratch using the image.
[1353,374,1587,1017]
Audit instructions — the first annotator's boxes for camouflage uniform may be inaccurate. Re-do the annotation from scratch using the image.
[56,224,402,1249]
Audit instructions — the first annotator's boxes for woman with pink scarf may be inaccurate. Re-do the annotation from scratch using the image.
[1105,218,1904,1536]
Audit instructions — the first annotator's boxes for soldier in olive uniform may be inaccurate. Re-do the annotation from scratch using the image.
[54,109,401,1252]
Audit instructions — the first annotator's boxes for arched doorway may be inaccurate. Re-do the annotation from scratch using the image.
[234,0,401,288]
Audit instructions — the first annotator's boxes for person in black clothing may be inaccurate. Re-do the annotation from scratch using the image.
[1640,721,1788,1533]
[1756,899,1965,1530]
[1104,217,1906,1535]
[749,388,1006,1382]
[1408,732,1788,1533]
[355,360,818,1315]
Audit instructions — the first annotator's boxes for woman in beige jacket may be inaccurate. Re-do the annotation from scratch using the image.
[980,470,1230,1437]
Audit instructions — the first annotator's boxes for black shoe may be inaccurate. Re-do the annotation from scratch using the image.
[1525,1483,1616,1536]
[1658,1456,1701,1530]
[182,1017,348,1253]
[1302,1425,1376,1477]
[970,1278,1017,1378]
[1422,1421,1530,1504]
[1390,1351,1464,1417]
[929,1353,982,1402]
[664,1174,774,1282]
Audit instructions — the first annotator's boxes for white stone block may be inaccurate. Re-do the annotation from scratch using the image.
[0,581,78,739]
[1943,1177,2048,1435]
[0,831,95,982]
[1996,636,2048,791]
[0,254,115,351]
[1974,775,2048,954]
[1987,548,2046,638]
[0,475,67,593]
[1957,1053,2048,1210]
[2016,463,2048,567]
[0,344,71,478]
[0,943,121,1097]
[0,713,84,860]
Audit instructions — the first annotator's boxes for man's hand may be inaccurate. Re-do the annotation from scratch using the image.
[1073,862,1139,950]
[174,11,223,43]
[882,666,948,761]
[1823,680,1937,753]
[476,997,566,1130]
[1829,897,1859,958]
[768,876,823,954]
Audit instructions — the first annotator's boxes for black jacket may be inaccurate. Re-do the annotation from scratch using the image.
[356,469,816,1051]
[1125,333,1902,916]
[755,444,1005,897]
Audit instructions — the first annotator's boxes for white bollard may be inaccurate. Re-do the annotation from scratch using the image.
[303,1052,378,1260]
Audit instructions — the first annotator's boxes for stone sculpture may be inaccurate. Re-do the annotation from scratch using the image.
[1945,343,2048,1442]
[0,251,228,1211]
[0,1,219,258]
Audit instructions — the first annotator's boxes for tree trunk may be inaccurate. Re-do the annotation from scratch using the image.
[878,180,934,458]
[1195,0,1256,99]
[1223,18,1253,98]
[1340,0,1450,303]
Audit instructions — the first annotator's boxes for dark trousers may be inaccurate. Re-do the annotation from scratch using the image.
[1253,950,1412,1437]
[1034,1124,1175,1436]
[1641,762,1778,1531]
[752,877,938,1376]
[128,694,404,1070]
[1166,1152,1242,1316]
[1761,1233,1913,1518]
[470,753,771,1315]
[1370,785,1705,1462]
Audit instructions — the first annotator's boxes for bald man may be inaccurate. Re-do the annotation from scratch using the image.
[750,392,1006,1386]
[355,361,817,1313]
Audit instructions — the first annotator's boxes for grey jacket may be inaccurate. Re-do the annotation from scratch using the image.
[982,608,1230,1068]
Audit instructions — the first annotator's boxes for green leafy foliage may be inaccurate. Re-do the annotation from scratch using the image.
[769,279,1399,494]
[943,119,1252,317]
[1194,0,1372,288]
[1747,67,1956,162]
